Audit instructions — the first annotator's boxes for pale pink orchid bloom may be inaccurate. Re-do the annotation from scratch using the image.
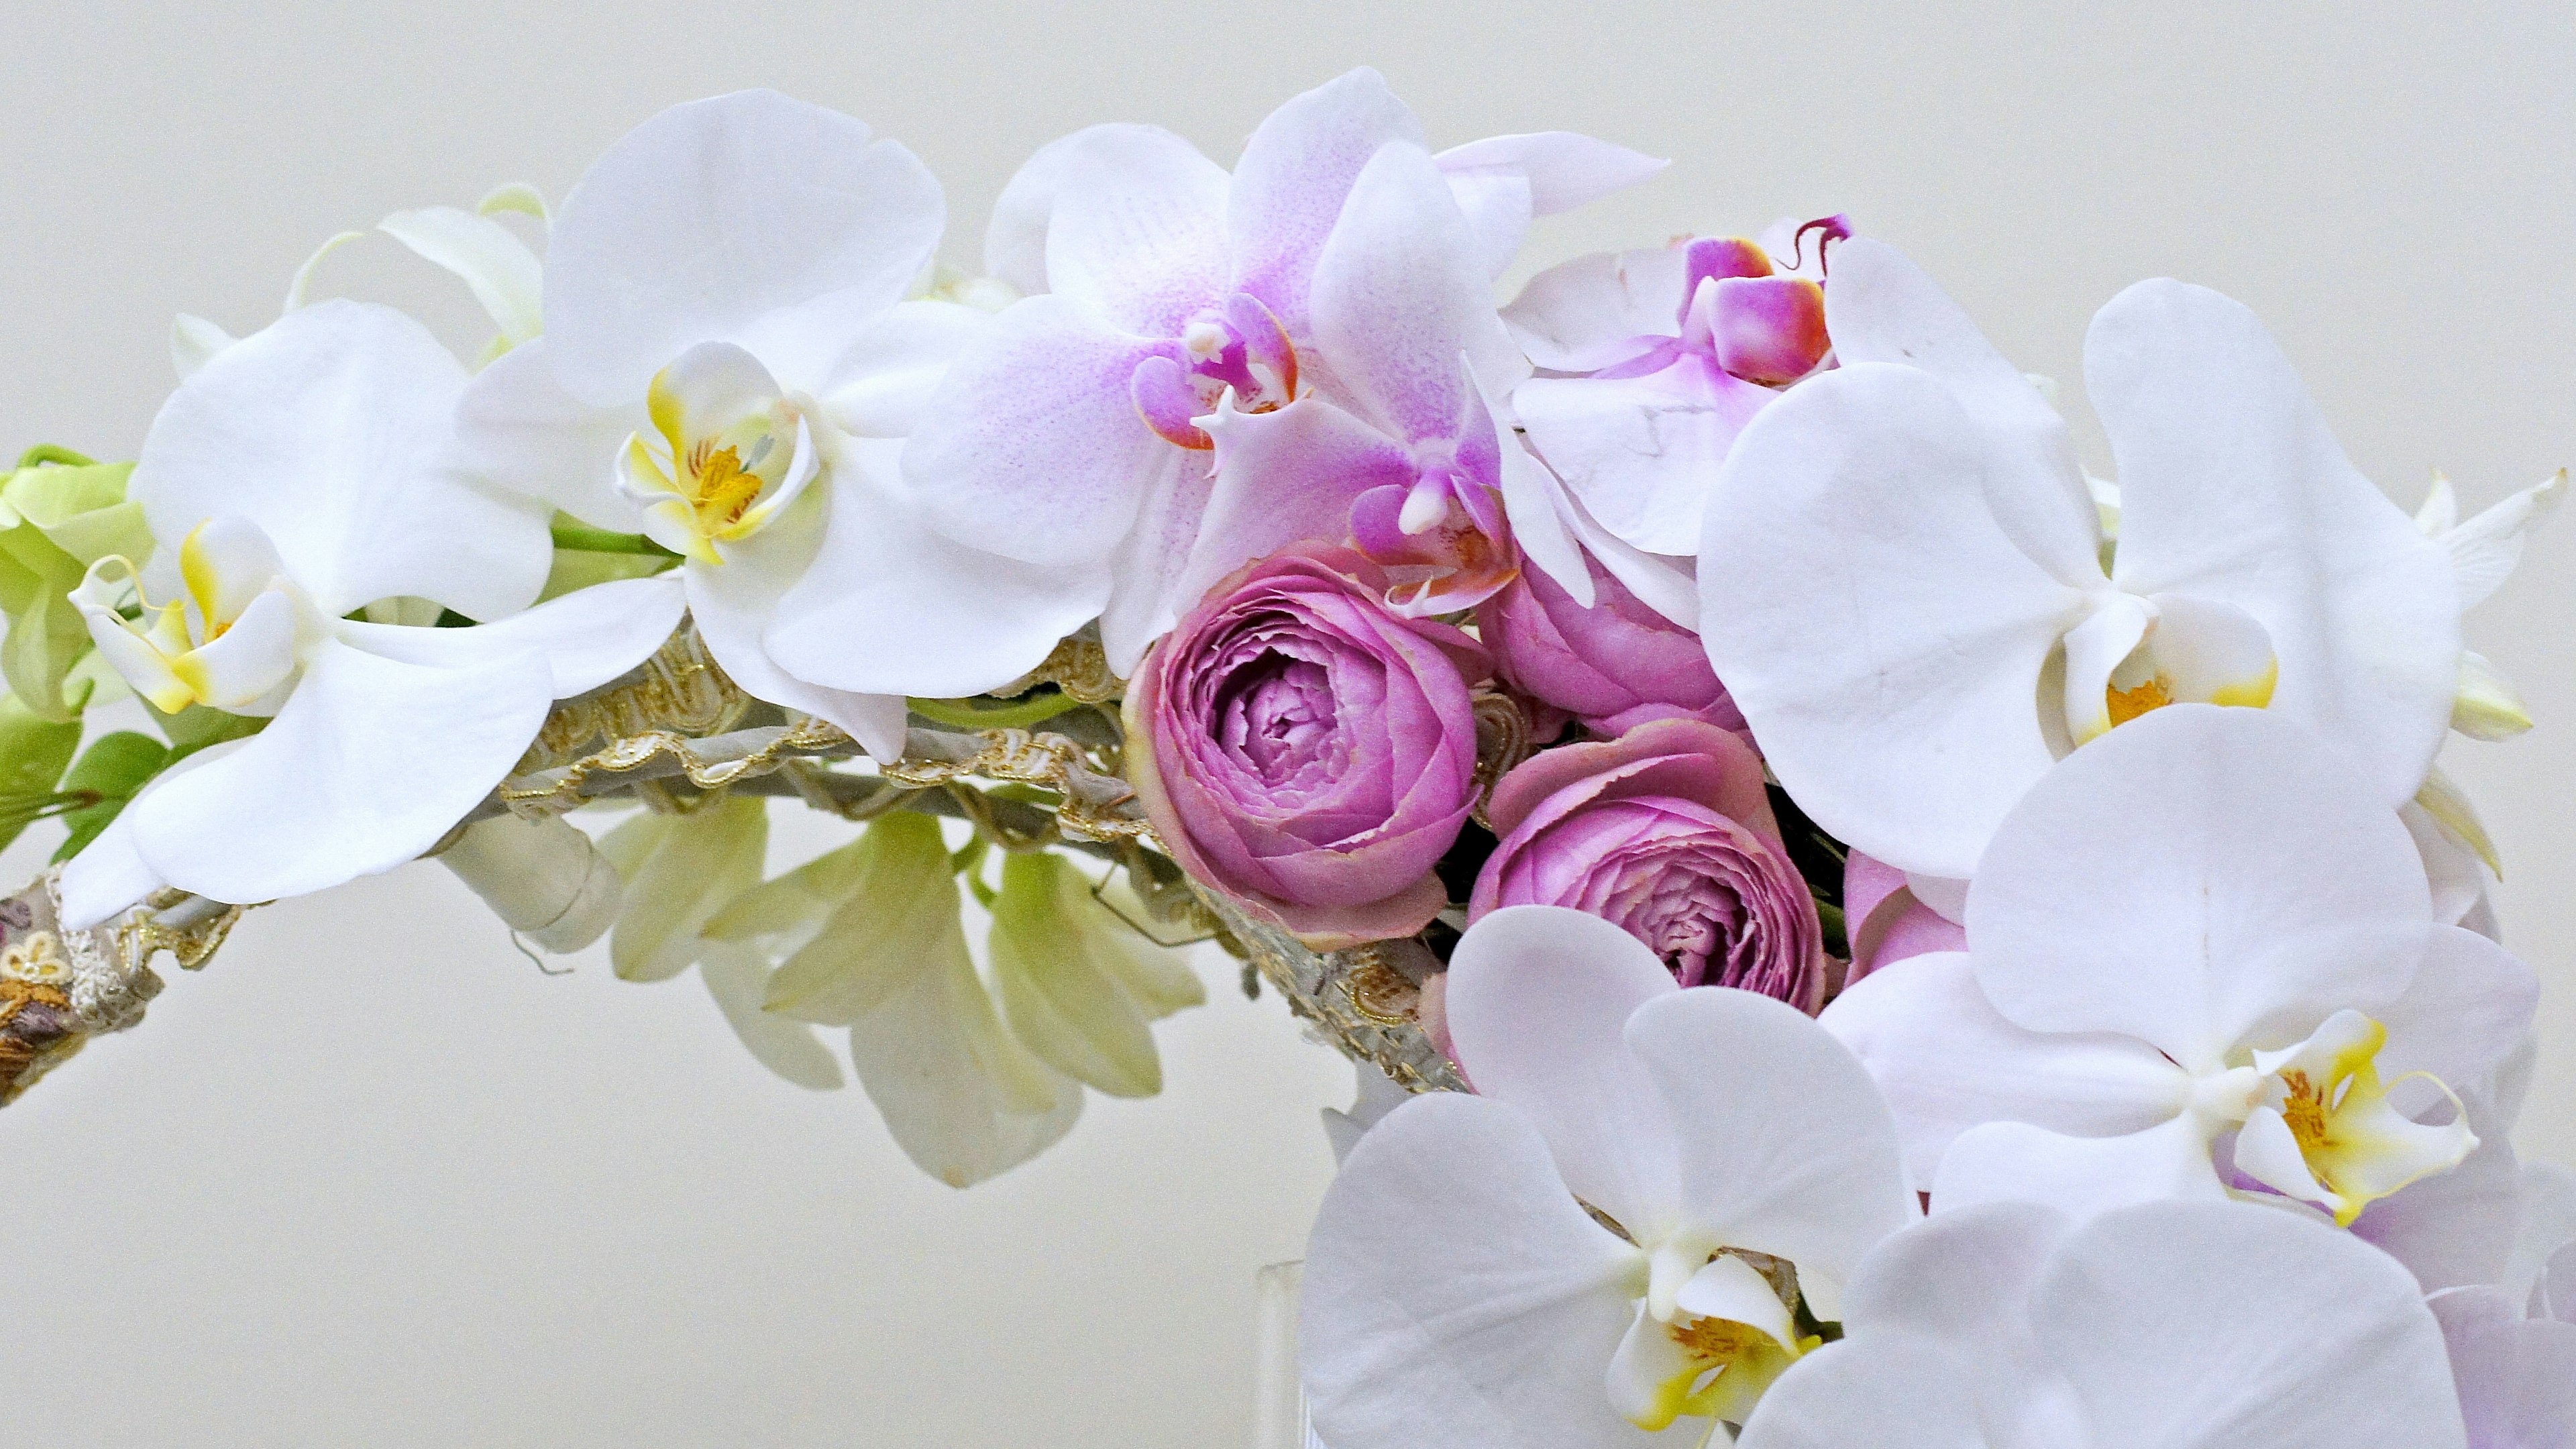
[1507,218,1846,556]
[900,67,1665,670]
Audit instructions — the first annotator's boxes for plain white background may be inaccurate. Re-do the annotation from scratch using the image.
[5,2,2573,1444]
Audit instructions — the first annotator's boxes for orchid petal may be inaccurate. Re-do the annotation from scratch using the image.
[170,313,235,380]
[698,940,846,1091]
[1309,142,1523,442]
[1097,446,1216,674]
[2432,1290,2576,1449]
[2038,1202,2467,1449]
[2443,469,2565,609]
[1476,370,1592,606]
[121,637,550,906]
[1226,66,1425,337]
[2057,593,2152,743]
[2088,280,2459,806]
[1515,358,1774,556]
[608,795,771,981]
[765,437,1109,699]
[810,299,991,439]
[453,337,649,530]
[1301,1092,1654,1449]
[1625,986,1918,1316]
[541,90,941,406]
[1931,1116,2228,1220]
[1434,131,1666,215]
[335,573,686,697]
[1966,706,2431,1067]
[378,205,544,346]
[1503,245,1692,373]
[681,519,908,759]
[1697,362,2089,878]
[1179,393,1415,613]
[1443,905,1681,1242]
[1733,1331,1991,1449]
[136,300,551,621]
[1821,953,2192,1191]
[902,294,1166,568]
[2374,924,2539,1089]
[57,795,176,930]
[1028,124,1230,335]
[1823,239,2100,586]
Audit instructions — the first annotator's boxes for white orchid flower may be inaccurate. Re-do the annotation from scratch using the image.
[455,90,1097,759]
[1300,906,1917,1448]
[1699,239,2467,879]
[1737,1200,2470,1449]
[901,68,1662,671]
[1821,706,2538,1226]
[57,301,683,926]
[2413,468,2567,741]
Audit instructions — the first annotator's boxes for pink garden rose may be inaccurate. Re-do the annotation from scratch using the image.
[1468,717,1825,1009]
[1127,541,1490,949]
[1476,547,1747,741]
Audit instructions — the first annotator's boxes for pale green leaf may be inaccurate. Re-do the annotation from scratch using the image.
[699,941,845,1091]
[761,812,961,1024]
[609,795,767,982]
[989,852,1167,1097]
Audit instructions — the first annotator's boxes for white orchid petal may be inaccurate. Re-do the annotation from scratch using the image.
[1733,1330,1994,1449]
[378,205,545,345]
[902,294,1166,569]
[1625,987,1917,1316]
[1477,368,1592,606]
[541,90,941,405]
[2058,593,2152,743]
[1503,245,1692,373]
[453,337,649,529]
[682,528,908,759]
[2414,763,2504,879]
[1931,1115,2227,1221]
[137,300,551,621]
[1840,1199,2072,1369]
[765,437,1108,699]
[2443,468,2565,610]
[697,939,845,1091]
[1438,168,1534,282]
[58,804,174,930]
[172,588,300,709]
[1444,906,1682,1240]
[2144,591,2279,706]
[1434,131,1667,216]
[1026,124,1230,334]
[1225,66,1425,337]
[1301,1092,1652,1449]
[1672,1253,1798,1352]
[2037,1201,2467,1449]
[1516,361,1774,557]
[608,794,765,982]
[337,573,685,698]
[2089,279,2459,808]
[169,313,235,381]
[1967,706,2430,1067]
[810,299,991,439]
[123,637,551,906]
[1698,362,2088,879]
[2451,649,2533,740]
[1095,446,1216,676]
[1821,952,2192,1191]
[1822,239,2101,586]
[2432,1290,2576,1449]
[2352,1093,2524,1294]
[2374,924,2539,1091]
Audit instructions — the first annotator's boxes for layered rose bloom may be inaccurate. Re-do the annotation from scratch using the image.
[1477,548,1747,741]
[1127,542,1490,948]
[1469,717,1825,1008]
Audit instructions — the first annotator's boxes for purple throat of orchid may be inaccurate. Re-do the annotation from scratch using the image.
[1131,292,1302,450]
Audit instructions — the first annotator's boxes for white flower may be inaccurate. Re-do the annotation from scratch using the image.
[58,301,682,926]
[1699,239,2470,879]
[1821,706,2538,1226]
[455,90,1098,757]
[1737,1200,2470,1449]
[1300,906,1916,1448]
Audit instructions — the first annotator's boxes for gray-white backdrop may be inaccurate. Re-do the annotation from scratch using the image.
[5,1,2570,1444]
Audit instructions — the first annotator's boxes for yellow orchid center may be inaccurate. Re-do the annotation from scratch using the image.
[70,519,306,715]
[1640,1313,1819,1430]
[2104,675,2172,727]
[617,344,820,566]
[2243,1011,2476,1228]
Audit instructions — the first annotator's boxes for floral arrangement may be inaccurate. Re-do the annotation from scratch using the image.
[2,69,2569,1444]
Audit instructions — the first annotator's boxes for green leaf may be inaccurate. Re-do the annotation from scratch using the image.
[0,525,91,720]
[537,547,677,602]
[2,460,148,567]
[0,694,85,851]
[701,833,874,957]
[150,701,267,754]
[49,731,171,862]
[906,690,1089,732]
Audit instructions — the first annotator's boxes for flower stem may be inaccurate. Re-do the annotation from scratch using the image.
[549,520,679,556]
[907,690,1089,731]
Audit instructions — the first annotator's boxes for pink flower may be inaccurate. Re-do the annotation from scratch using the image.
[1476,546,1748,741]
[1841,849,1967,983]
[1468,718,1825,1009]
[1127,541,1490,949]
